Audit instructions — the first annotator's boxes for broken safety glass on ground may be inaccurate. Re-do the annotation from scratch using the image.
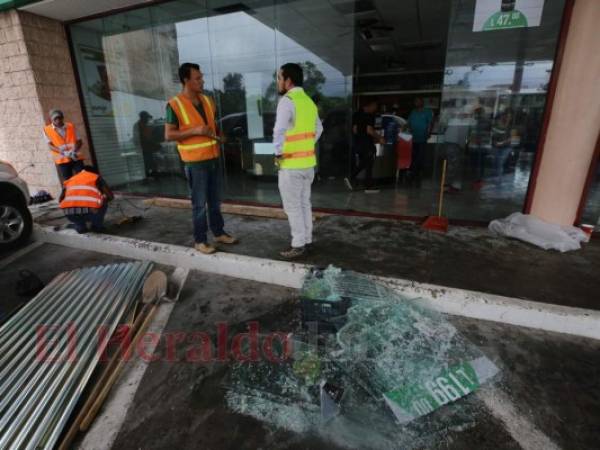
[225,267,500,449]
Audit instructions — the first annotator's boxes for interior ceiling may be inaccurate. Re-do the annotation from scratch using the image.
[22,0,451,76]
[348,0,451,74]
[255,0,452,75]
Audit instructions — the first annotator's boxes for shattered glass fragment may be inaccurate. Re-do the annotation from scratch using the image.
[225,266,501,449]
[320,381,344,422]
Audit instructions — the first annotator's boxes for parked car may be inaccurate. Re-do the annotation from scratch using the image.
[218,112,277,173]
[0,160,32,250]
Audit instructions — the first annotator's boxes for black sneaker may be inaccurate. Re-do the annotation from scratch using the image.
[280,246,305,259]
[305,242,314,253]
[67,223,88,234]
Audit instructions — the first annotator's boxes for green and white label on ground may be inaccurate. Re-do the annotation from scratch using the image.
[383,357,499,424]
[473,0,545,32]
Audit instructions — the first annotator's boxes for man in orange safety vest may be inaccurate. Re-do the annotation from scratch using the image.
[59,166,113,233]
[165,63,237,254]
[43,109,85,182]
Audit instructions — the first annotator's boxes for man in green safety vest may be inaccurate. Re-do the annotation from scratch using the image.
[273,63,323,259]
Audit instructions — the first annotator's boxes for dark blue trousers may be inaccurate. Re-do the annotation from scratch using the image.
[185,162,225,244]
[66,203,107,233]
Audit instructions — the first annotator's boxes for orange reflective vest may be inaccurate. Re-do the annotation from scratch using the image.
[59,170,104,210]
[44,122,84,165]
[168,94,220,163]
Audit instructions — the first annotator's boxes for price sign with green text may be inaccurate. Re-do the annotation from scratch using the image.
[473,0,545,32]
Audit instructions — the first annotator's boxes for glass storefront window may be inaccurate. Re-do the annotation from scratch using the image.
[432,0,566,221]
[69,0,356,205]
[68,0,569,222]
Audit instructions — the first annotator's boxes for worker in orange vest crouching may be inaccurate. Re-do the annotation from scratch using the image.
[43,109,85,182]
[59,166,114,234]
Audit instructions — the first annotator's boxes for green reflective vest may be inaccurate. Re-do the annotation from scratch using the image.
[280,88,318,170]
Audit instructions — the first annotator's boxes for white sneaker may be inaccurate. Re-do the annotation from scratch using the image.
[344,177,353,191]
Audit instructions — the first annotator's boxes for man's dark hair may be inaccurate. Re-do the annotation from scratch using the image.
[362,99,377,110]
[280,63,303,87]
[178,62,200,84]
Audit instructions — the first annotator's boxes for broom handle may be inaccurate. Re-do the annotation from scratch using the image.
[438,159,447,217]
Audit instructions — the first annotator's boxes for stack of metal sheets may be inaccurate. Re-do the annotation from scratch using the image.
[0,261,153,450]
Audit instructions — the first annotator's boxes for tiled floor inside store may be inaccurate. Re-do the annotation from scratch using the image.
[113,153,538,223]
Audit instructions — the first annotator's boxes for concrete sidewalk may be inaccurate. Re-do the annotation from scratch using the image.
[2,237,600,450]
[105,267,600,450]
[35,197,600,311]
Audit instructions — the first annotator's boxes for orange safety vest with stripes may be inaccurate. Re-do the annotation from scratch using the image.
[59,170,104,210]
[168,93,220,163]
[280,88,318,170]
[44,122,84,165]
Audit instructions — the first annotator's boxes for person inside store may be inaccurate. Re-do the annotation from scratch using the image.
[468,102,492,190]
[59,165,113,234]
[43,109,85,182]
[133,110,160,178]
[407,97,433,187]
[491,108,514,189]
[345,99,385,191]
[164,62,237,255]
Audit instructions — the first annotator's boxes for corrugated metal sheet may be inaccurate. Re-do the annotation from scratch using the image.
[0,261,153,450]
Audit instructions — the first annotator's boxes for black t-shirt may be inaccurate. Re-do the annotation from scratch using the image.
[353,111,374,137]
[352,110,376,151]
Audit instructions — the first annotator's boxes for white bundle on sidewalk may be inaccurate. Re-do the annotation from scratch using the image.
[489,212,590,252]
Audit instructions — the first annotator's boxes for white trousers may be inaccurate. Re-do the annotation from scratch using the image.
[278,168,315,248]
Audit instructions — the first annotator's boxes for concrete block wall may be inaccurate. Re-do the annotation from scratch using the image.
[0,9,89,197]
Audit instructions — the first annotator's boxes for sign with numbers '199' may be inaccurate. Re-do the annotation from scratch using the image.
[383,357,499,424]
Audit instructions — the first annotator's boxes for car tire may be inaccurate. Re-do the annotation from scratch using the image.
[0,194,33,251]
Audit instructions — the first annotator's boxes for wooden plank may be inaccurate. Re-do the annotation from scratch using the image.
[143,197,331,220]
